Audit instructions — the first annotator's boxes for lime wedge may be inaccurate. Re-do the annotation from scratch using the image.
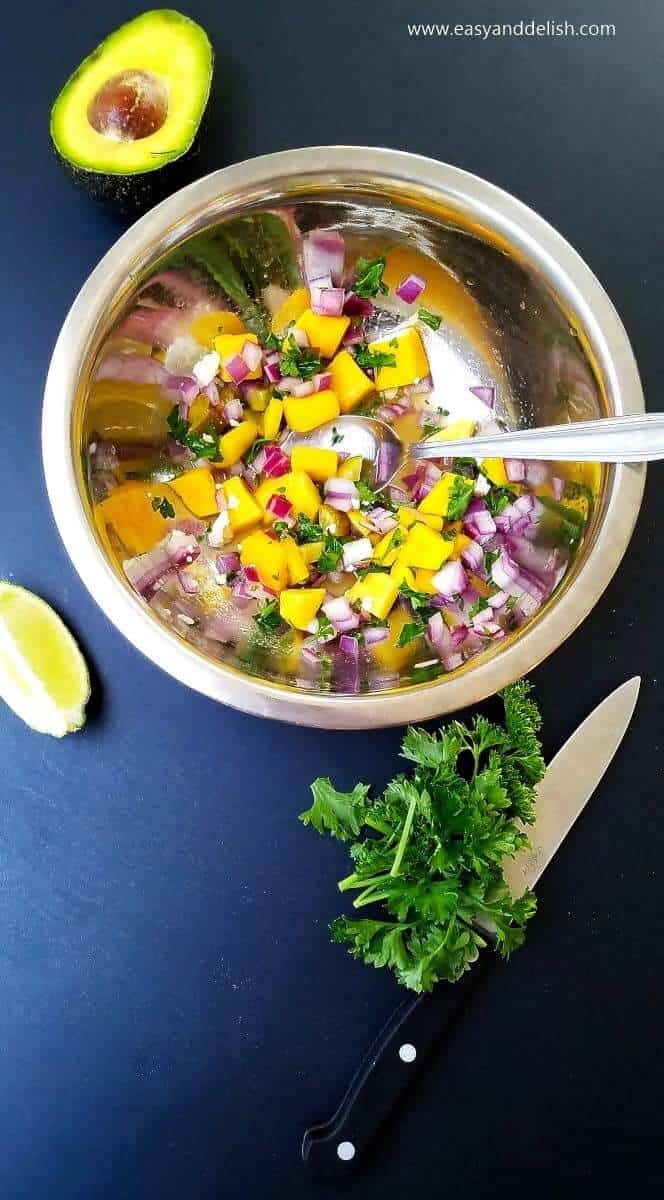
[0,582,90,737]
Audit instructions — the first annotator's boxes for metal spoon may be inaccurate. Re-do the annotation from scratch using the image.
[284,412,664,488]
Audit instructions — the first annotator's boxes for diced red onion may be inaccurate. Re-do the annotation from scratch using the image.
[460,541,485,573]
[263,446,290,477]
[216,552,240,576]
[290,327,310,349]
[224,354,250,384]
[342,324,365,346]
[177,569,199,594]
[314,372,332,392]
[342,538,372,571]
[375,441,401,486]
[395,273,425,303]
[267,493,293,520]
[552,476,565,501]
[241,340,263,372]
[311,285,346,317]
[442,652,464,671]
[173,516,207,537]
[322,595,358,632]
[324,477,360,512]
[301,642,322,666]
[363,625,389,646]
[367,670,400,690]
[524,460,549,486]
[303,229,345,286]
[275,376,300,393]
[505,458,526,483]
[469,384,496,409]
[343,292,374,317]
[224,397,244,424]
[431,560,467,599]
[491,550,520,590]
[339,633,360,659]
[293,379,315,397]
[204,379,220,407]
[251,446,268,474]
[264,352,281,384]
[488,590,509,609]
[367,507,398,534]
[463,506,497,540]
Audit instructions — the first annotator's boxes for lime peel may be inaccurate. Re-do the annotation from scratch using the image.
[0,582,90,737]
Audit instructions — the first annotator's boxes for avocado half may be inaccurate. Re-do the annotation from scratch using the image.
[50,9,214,215]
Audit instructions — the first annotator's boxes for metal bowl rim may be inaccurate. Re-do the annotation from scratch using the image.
[41,145,645,729]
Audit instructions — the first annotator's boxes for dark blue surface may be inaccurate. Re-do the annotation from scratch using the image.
[2,1,663,1196]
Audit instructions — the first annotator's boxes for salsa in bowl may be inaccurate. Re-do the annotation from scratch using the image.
[43,148,644,726]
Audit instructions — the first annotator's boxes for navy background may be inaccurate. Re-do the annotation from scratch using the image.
[1,1,663,1196]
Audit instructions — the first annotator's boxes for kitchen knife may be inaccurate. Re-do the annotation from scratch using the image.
[302,677,641,1171]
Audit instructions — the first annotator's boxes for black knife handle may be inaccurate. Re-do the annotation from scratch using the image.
[301,956,489,1172]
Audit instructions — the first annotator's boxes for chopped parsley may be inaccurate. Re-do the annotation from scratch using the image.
[505,595,518,612]
[331,427,343,446]
[315,613,335,642]
[279,335,322,381]
[245,437,271,465]
[397,619,427,648]
[418,307,442,330]
[254,599,281,633]
[353,343,397,372]
[399,582,435,613]
[446,476,475,521]
[151,495,176,519]
[317,531,344,573]
[421,423,443,439]
[485,486,515,516]
[468,596,490,620]
[294,514,324,544]
[353,255,389,298]
[167,406,219,460]
[299,680,545,991]
[355,479,396,510]
[264,331,283,351]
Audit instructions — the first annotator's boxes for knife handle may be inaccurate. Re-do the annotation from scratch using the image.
[301,957,489,1172]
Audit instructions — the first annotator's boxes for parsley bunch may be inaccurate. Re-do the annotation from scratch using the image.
[299,681,544,992]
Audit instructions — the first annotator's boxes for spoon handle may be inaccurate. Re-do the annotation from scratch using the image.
[410,413,664,463]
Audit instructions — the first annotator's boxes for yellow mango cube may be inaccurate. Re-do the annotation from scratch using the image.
[280,587,326,630]
[299,540,324,565]
[220,477,263,533]
[398,523,455,570]
[346,573,399,621]
[329,350,375,412]
[187,393,210,430]
[170,467,217,517]
[481,457,509,486]
[372,606,420,671]
[374,528,406,566]
[318,504,349,537]
[294,309,350,359]
[263,397,283,441]
[240,530,289,591]
[255,470,321,522]
[413,568,438,594]
[390,562,416,588]
[285,539,310,586]
[290,446,339,482]
[218,418,258,467]
[95,481,181,556]
[272,287,310,334]
[190,310,245,347]
[348,510,373,537]
[397,507,443,533]
[369,326,430,391]
[283,389,340,433]
[213,333,262,381]
[434,419,477,442]
[338,455,363,481]
[451,532,473,560]
[418,472,469,518]
[245,386,271,413]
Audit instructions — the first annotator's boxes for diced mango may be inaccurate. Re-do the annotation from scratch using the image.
[372,606,420,671]
[170,467,218,517]
[318,503,349,537]
[263,397,284,441]
[329,350,375,412]
[338,455,363,481]
[255,470,321,522]
[413,568,438,594]
[187,393,210,430]
[398,523,455,570]
[291,446,339,482]
[240,530,289,591]
[94,481,182,556]
[294,309,350,359]
[397,506,444,532]
[190,310,245,347]
[374,527,406,566]
[435,419,477,442]
[348,510,373,537]
[418,472,468,518]
[390,562,416,588]
[272,287,310,334]
[220,476,263,533]
[369,326,430,391]
[283,389,340,433]
[299,540,324,565]
[468,571,493,599]
[213,333,262,381]
[451,532,473,560]
[285,539,310,586]
[346,573,399,620]
[245,386,271,412]
[218,418,258,467]
[481,457,509,486]
[279,587,326,631]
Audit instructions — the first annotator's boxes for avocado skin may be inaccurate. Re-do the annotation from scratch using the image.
[53,103,211,217]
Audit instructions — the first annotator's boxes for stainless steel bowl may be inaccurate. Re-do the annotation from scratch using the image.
[42,147,645,728]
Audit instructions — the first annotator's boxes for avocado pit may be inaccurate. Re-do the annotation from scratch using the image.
[87,70,169,141]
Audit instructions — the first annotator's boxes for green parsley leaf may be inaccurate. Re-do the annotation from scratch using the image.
[446,476,475,521]
[468,596,490,619]
[418,307,442,330]
[353,256,389,298]
[353,343,397,371]
[166,406,219,460]
[397,620,426,648]
[254,599,281,633]
[279,335,322,381]
[151,495,176,519]
[294,514,324,544]
[315,613,336,642]
[331,426,343,446]
[317,531,344,573]
[485,486,515,516]
[300,681,544,992]
[399,581,434,612]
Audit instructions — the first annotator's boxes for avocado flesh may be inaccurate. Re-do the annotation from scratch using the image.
[50,9,213,210]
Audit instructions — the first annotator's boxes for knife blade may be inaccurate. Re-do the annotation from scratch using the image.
[302,677,641,1171]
